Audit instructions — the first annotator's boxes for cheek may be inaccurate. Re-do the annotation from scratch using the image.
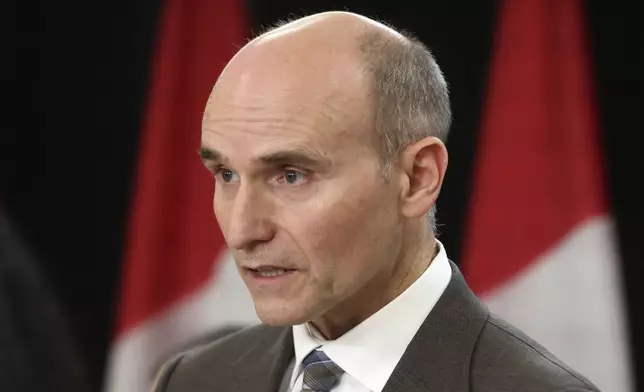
[212,186,229,231]
[291,180,397,280]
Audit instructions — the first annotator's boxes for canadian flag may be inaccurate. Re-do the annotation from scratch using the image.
[462,1,632,391]
[102,1,258,391]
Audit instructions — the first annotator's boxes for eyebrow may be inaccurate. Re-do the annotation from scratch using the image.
[199,146,228,164]
[198,146,332,170]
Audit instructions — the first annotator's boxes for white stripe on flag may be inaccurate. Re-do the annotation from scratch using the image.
[482,216,632,392]
[104,251,259,392]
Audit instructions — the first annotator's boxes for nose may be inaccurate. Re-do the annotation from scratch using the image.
[223,183,275,251]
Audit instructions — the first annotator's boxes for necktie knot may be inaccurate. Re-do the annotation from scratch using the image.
[301,350,344,392]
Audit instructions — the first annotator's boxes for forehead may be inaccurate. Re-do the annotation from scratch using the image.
[201,76,372,161]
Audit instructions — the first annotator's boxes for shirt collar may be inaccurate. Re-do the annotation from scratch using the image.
[291,239,452,391]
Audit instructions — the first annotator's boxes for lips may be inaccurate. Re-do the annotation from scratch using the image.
[244,265,297,278]
[253,268,289,277]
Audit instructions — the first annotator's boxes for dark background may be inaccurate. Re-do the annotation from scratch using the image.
[10,0,642,390]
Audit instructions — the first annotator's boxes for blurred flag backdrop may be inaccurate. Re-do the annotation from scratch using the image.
[461,1,631,391]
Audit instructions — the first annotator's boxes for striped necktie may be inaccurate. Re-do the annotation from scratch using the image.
[301,350,344,392]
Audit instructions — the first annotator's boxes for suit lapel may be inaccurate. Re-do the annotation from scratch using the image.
[383,261,489,392]
[229,326,294,392]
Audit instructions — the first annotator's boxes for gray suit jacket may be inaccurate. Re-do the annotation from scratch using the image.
[153,262,600,392]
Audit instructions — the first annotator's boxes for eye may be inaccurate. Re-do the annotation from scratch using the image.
[279,169,307,185]
[215,167,239,183]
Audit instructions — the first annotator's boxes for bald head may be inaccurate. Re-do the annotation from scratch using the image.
[204,11,450,231]
[227,12,404,71]
[211,11,450,157]
[249,11,406,52]
[208,12,389,129]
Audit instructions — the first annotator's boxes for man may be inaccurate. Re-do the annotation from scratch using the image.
[153,11,599,392]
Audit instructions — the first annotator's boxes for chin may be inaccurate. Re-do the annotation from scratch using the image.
[253,301,314,326]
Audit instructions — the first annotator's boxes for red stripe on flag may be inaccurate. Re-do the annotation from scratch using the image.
[114,0,247,336]
[462,0,607,294]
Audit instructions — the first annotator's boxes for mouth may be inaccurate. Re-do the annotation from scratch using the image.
[243,266,298,279]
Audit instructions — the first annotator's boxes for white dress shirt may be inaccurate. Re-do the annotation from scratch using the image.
[289,239,452,392]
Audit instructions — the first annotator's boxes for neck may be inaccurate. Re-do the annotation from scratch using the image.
[311,231,437,340]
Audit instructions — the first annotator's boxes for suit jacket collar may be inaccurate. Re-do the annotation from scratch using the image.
[228,326,294,392]
[382,261,489,392]
[230,261,488,392]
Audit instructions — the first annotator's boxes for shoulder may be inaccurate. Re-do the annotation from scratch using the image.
[152,323,287,392]
[181,322,284,364]
[471,314,600,392]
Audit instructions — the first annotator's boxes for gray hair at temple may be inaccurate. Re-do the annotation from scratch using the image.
[358,27,451,234]
[261,18,452,234]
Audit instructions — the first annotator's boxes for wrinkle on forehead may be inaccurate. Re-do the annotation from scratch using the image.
[202,105,362,154]
[203,90,358,127]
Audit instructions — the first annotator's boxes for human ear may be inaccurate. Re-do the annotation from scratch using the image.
[398,136,448,218]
